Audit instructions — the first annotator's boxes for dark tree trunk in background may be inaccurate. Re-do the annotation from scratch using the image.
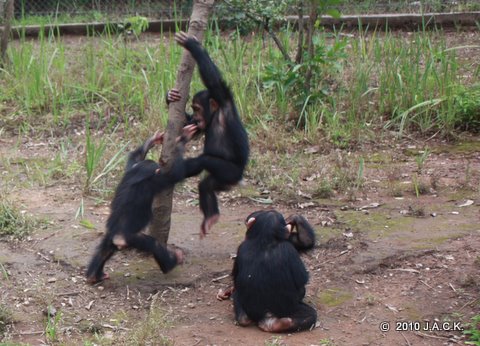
[150,0,215,245]
[295,0,304,64]
[304,1,318,93]
[0,0,14,67]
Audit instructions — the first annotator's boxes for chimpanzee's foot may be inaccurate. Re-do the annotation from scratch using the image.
[236,313,253,327]
[86,272,110,285]
[216,286,234,301]
[160,247,185,273]
[258,316,294,333]
[200,214,220,238]
[174,248,184,265]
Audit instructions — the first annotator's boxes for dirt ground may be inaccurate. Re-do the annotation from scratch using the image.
[0,129,479,346]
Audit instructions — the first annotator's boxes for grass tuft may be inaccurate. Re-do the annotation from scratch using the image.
[0,197,39,239]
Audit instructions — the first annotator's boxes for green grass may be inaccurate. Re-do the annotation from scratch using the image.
[464,314,480,345]
[0,27,478,170]
[124,306,173,345]
[0,197,41,239]
[0,304,13,338]
[0,27,477,204]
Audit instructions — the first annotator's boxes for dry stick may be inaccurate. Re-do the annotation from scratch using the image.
[419,280,434,289]
[414,331,455,341]
[16,331,44,336]
[400,332,412,346]
[56,291,81,297]
[150,0,215,244]
[211,273,230,282]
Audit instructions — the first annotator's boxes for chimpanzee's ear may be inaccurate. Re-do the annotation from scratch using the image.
[286,224,293,233]
[246,217,256,230]
[209,98,219,113]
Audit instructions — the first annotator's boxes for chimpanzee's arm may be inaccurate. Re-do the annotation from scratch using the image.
[126,144,149,171]
[176,33,232,106]
[165,88,196,125]
[286,215,316,251]
[126,132,164,171]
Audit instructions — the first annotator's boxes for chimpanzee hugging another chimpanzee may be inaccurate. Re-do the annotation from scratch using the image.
[218,210,317,333]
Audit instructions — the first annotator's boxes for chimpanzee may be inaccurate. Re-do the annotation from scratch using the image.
[219,210,317,333]
[86,131,188,284]
[167,31,249,237]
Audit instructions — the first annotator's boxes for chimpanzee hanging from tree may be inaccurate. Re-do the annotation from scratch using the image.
[218,210,317,333]
[85,131,190,284]
[167,31,249,237]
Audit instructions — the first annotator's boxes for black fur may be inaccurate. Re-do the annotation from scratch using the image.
[232,210,317,333]
[175,36,249,233]
[86,137,184,283]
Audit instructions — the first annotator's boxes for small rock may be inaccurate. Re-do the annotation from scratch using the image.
[47,277,57,283]
[43,306,57,317]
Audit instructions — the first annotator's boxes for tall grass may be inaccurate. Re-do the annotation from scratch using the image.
[342,28,477,138]
[0,25,478,143]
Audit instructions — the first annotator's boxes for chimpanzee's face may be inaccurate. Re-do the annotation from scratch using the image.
[191,102,206,130]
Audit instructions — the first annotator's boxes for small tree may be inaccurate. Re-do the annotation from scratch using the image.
[150,0,215,245]
[221,0,344,127]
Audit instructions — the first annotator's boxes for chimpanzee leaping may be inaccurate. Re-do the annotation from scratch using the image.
[167,31,249,237]
[86,131,188,284]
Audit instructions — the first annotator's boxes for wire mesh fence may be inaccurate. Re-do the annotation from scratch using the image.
[1,0,479,25]
[339,0,480,14]
[11,0,194,20]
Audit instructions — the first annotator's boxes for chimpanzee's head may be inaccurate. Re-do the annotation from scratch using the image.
[245,210,290,241]
[191,90,219,130]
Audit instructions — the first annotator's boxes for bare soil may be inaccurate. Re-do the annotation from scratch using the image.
[0,130,479,346]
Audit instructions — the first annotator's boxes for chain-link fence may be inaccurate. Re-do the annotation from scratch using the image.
[340,0,480,14]
[1,0,480,25]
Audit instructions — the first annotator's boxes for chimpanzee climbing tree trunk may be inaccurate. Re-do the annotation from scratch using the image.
[150,0,215,244]
[0,0,14,67]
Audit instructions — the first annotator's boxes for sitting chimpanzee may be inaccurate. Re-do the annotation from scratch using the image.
[86,131,187,284]
[218,210,317,333]
[167,31,249,237]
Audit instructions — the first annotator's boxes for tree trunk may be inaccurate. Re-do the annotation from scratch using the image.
[295,0,304,64]
[304,1,318,93]
[0,0,14,67]
[150,0,215,245]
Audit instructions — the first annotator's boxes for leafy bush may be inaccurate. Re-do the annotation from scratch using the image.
[453,84,480,132]
[263,35,347,113]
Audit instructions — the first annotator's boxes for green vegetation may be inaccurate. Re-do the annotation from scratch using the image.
[317,288,353,307]
[464,314,480,345]
[45,309,62,343]
[0,197,40,239]
[1,26,477,145]
[0,304,13,338]
[124,306,173,345]
[0,11,478,199]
